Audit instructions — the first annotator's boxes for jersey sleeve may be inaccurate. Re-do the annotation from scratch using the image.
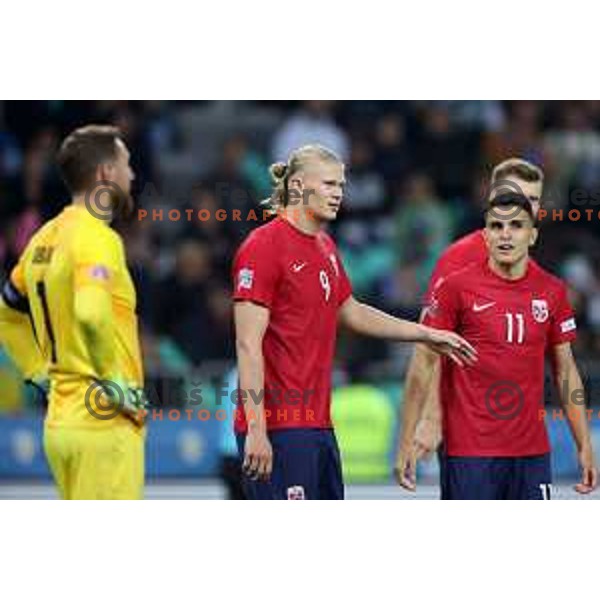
[422,233,485,307]
[72,228,121,293]
[548,283,577,346]
[336,252,352,307]
[232,233,281,309]
[422,275,461,331]
[2,257,29,313]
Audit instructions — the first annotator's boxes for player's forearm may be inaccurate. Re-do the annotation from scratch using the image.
[556,366,593,452]
[0,299,46,378]
[342,300,430,342]
[74,287,117,380]
[399,346,439,451]
[236,340,267,431]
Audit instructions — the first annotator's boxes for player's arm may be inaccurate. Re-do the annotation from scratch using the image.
[72,233,120,380]
[74,283,117,380]
[551,342,597,494]
[0,271,47,381]
[393,273,465,490]
[405,253,455,458]
[338,295,476,366]
[404,341,442,459]
[394,344,440,490]
[73,233,144,419]
[233,300,273,480]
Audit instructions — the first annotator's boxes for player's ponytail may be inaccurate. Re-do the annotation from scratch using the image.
[264,162,289,211]
[262,145,341,214]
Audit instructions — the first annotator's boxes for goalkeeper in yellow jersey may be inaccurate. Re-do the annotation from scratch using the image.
[0,125,146,499]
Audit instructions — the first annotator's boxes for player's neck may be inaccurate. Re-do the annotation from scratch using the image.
[281,207,323,236]
[71,195,113,224]
[487,256,529,280]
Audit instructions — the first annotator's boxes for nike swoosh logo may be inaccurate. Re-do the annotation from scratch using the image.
[473,302,496,312]
[292,262,307,273]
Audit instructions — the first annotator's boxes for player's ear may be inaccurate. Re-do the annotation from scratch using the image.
[483,223,492,248]
[288,173,303,194]
[96,162,113,183]
[529,226,539,247]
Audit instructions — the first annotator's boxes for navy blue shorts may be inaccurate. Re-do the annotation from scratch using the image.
[438,446,449,500]
[236,428,344,500]
[444,454,552,500]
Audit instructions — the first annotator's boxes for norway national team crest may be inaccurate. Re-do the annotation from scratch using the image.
[287,485,306,500]
[531,299,549,323]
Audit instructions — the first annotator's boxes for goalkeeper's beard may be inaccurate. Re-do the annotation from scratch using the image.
[110,189,136,223]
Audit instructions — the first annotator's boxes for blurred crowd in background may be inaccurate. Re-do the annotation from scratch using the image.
[1,100,600,411]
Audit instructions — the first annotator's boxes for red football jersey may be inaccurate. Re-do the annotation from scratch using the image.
[232,217,352,432]
[424,230,487,304]
[423,259,577,457]
[421,230,489,423]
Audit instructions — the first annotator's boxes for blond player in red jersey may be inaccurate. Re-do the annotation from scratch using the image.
[233,144,477,499]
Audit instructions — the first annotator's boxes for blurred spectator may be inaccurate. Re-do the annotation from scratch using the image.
[155,239,231,365]
[181,184,237,274]
[205,137,257,209]
[271,100,350,162]
[484,101,546,172]
[344,137,386,214]
[444,100,507,132]
[388,174,454,308]
[545,102,600,192]
[373,113,411,198]
[21,126,66,221]
[122,220,160,330]
[414,105,480,198]
[0,129,23,221]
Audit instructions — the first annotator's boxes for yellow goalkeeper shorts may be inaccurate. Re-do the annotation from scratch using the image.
[44,423,145,500]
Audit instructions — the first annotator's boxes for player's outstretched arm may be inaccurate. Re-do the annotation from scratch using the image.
[234,301,273,481]
[394,344,440,490]
[0,281,47,380]
[552,342,598,494]
[338,296,477,366]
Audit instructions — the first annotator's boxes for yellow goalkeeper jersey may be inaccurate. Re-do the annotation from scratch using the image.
[6,204,143,427]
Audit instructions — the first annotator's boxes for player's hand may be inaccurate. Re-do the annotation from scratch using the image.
[243,426,273,481]
[422,327,477,367]
[25,373,50,398]
[393,444,417,491]
[413,417,442,460]
[102,377,148,425]
[574,444,598,494]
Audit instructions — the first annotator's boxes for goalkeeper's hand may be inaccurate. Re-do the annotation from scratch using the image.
[24,373,50,406]
[102,377,148,424]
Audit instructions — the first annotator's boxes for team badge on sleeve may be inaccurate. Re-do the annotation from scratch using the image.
[560,317,576,333]
[238,268,254,291]
[90,265,110,280]
[531,299,549,323]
